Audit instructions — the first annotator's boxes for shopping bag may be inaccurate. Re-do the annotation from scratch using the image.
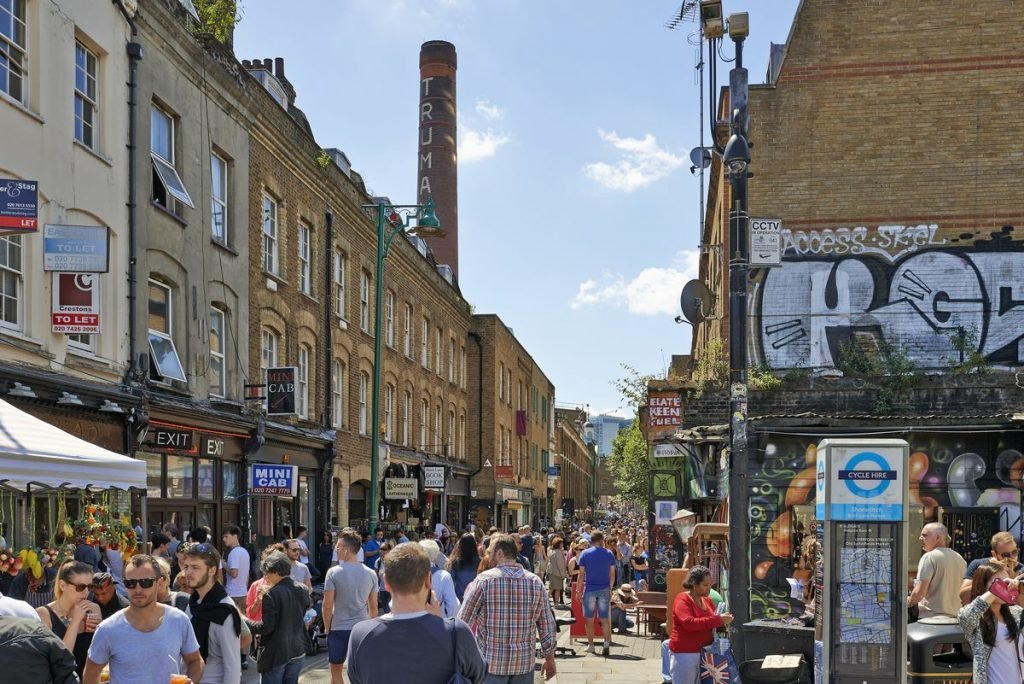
[700,636,743,684]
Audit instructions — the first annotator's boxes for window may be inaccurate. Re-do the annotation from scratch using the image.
[332,360,345,428]
[74,41,98,149]
[460,347,466,389]
[358,372,368,435]
[385,291,394,347]
[298,222,312,295]
[0,234,22,330]
[402,390,411,446]
[67,331,93,352]
[208,307,226,397]
[419,398,428,450]
[262,194,279,275]
[147,280,186,382]
[434,404,442,455]
[384,384,394,441]
[498,363,504,401]
[435,328,442,376]
[333,251,347,319]
[421,317,429,368]
[297,344,310,418]
[448,338,455,383]
[447,410,455,457]
[359,271,370,333]
[403,304,412,357]
[507,369,512,404]
[150,105,194,208]
[459,412,466,460]
[211,153,228,243]
[0,0,26,102]
[260,328,278,383]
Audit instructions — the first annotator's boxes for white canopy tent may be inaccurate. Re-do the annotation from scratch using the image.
[0,397,146,492]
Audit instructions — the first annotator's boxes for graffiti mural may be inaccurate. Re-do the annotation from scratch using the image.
[748,432,1024,620]
[756,225,1024,371]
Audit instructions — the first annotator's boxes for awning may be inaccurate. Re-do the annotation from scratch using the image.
[0,398,146,492]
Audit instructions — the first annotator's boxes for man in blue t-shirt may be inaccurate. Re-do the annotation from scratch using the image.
[575,530,616,656]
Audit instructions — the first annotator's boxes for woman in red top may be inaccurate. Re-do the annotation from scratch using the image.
[665,566,733,683]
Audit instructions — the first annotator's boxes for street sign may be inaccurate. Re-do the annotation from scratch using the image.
[547,464,561,476]
[749,217,782,266]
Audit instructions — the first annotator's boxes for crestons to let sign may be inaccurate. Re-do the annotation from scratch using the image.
[250,464,298,496]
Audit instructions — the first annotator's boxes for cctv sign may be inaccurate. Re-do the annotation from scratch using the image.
[749,218,782,267]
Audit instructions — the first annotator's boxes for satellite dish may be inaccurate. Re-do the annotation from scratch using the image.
[689,147,712,170]
[680,280,713,325]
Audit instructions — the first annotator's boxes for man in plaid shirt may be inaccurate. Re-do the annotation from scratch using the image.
[459,534,557,682]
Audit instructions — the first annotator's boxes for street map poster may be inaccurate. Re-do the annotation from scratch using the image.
[834,522,897,675]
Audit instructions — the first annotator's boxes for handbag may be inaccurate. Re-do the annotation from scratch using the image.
[447,618,472,684]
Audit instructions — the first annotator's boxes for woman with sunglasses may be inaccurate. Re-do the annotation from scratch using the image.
[36,560,101,677]
[960,559,1024,684]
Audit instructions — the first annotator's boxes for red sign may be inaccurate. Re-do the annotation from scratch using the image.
[495,465,514,479]
[52,273,100,333]
[647,391,682,428]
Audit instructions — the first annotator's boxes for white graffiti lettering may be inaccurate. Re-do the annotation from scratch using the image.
[782,224,945,259]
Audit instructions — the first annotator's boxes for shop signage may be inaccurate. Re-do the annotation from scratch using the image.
[423,466,445,490]
[43,225,110,272]
[547,475,557,489]
[204,436,225,457]
[250,464,298,496]
[51,273,100,334]
[153,427,194,451]
[0,178,38,231]
[652,443,686,458]
[502,487,520,502]
[749,217,782,267]
[384,477,418,499]
[647,391,682,429]
[266,367,296,415]
[523,489,532,505]
[547,464,561,476]
[827,446,905,521]
[495,464,513,479]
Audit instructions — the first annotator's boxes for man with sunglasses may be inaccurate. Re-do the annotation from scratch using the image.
[181,543,242,684]
[284,539,313,590]
[83,554,203,684]
[959,531,1024,605]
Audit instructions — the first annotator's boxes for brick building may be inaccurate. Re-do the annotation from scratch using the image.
[554,408,596,526]
[663,0,1024,631]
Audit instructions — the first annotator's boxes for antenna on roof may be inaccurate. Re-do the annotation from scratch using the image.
[665,1,700,30]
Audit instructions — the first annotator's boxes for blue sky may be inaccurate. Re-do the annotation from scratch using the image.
[234,0,801,416]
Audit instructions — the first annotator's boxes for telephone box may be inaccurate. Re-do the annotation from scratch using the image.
[814,439,908,684]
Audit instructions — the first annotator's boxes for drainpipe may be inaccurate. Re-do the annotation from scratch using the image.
[320,208,334,535]
[467,331,485,523]
[118,6,143,385]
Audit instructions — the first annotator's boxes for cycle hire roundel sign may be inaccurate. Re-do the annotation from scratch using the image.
[830,446,904,521]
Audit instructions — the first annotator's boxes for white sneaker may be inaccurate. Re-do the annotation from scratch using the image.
[586,644,597,654]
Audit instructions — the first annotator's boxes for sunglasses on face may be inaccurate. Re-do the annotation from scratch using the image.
[123,577,159,589]
[1002,550,1020,558]
[65,582,90,593]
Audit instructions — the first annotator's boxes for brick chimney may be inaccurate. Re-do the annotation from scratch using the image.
[417,40,458,279]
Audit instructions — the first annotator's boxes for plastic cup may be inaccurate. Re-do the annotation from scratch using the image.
[170,675,189,684]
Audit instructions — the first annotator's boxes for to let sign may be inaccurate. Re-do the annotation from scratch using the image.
[647,391,682,429]
[749,217,782,267]
[51,273,100,334]
[266,367,296,415]
[384,477,418,499]
[250,464,298,496]
[43,225,110,272]
[0,179,38,231]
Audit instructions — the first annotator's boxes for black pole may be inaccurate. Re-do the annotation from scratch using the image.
[320,208,334,537]
[726,35,751,657]
[124,35,142,385]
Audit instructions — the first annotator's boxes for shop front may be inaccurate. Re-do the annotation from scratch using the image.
[136,417,248,543]
[445,472,469,531]
[378,451,469,532]
[495,486,532,531]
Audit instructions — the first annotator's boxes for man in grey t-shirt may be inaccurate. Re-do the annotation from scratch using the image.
[323,530,378,684]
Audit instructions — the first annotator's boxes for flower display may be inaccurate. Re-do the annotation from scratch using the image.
[0,548,24,576]
[70,503,138,556]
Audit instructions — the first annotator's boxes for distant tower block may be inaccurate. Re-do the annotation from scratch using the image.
[418,40,458,279]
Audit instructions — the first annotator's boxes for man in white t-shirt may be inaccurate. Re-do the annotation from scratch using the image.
[295,526,311,565]
[286,539,313,589]
[221,525,250,610]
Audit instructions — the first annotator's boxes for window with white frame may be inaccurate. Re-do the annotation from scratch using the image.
[0,0,26,103]
[359,271,370,333]
[262,194,279,275]
[419,398,428,450]
[208,307,226,397]
[358,372,368,435]
[459,412,466,460]
[332,359,345,428]
[147,280,187,382]
[447,410,455,457]
[460,347,466,390]
[150,105,194,209]
[384,384,394,441]
[74,41,98,149]
[333,250,347,319]
[298,222,312,295]
[297,343,310,418]
[435,328,442,376]
[448,338,455,383]
[403,303,411,357]
[498,363,504,401]
[518,381,524,410]
[211,152,228,243]
[421,317,429,368]
[0,235,22,330]
[385,291,394,347]
[260,328,278,383]
[434,403,442,455]
[402,390,411,446]
[507,369,512,405]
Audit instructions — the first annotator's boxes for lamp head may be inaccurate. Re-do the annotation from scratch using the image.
[412,196,444,237]
[723,133,750,177]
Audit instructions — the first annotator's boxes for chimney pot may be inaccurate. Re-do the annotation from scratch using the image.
[263,58,273,71]
[275,57,285,78]
[241,59,251,68]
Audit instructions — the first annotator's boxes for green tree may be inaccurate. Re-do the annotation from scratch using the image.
[607,420,649,504]
[193,0,242,43]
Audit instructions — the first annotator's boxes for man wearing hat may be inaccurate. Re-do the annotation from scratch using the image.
[610,583,639,634]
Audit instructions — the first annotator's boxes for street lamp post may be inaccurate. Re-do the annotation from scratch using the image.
[724,25,752,649]
[364,197,442,535]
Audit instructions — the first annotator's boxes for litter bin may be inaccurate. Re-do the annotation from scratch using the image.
[907,619,972,683]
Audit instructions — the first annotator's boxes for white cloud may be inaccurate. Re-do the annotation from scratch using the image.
[475,99,504,120]
[458,128,510,163]
[570,250,700,316]
[583,129,685,192]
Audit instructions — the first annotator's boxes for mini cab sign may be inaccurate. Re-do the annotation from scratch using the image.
[266,367,297,415]
[250,464,298,496]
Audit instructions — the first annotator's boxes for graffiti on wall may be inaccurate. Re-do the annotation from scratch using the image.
[756,225,1024,371]
[748,433,1024,619]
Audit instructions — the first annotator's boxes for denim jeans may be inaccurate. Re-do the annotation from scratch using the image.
[660,642,700,684]
[484,672,534,684]
[582,588,612,618]
[611,606,634,631]
[260,655,304,684]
